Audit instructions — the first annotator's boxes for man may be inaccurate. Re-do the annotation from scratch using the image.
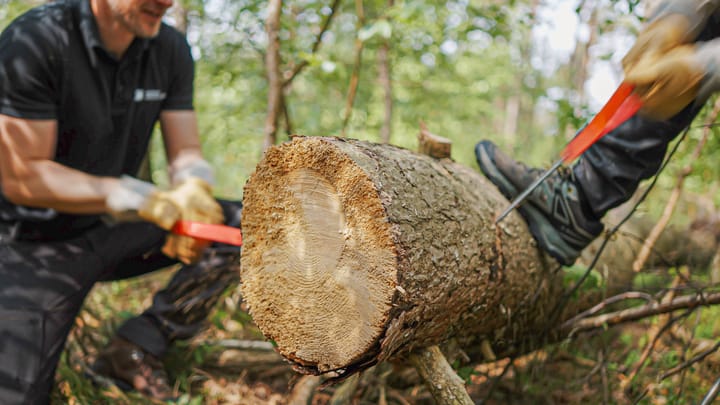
[476,0,720,265]
[0,0,242,403]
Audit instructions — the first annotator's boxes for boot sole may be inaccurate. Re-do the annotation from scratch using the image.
[475,142,576,265]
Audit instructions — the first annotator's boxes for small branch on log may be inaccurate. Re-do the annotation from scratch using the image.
[408,346,473,405]
[417,121,452,159]
[632,98,720,272]
[564,291,720,335]
[264,0,283,150]
[340,0,366,136]
[283,0,342,87]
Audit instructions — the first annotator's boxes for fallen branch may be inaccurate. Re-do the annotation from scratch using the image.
[565,291,720,334]
[660,339,720,380]
[622,274,684,388]
[561,291,655,329]
[407,346,473,405]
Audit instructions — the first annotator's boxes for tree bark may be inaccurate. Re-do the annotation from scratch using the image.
[240,136,716,379]
[240,136,588,376]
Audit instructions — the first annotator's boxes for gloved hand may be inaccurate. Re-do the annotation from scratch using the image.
[622,14,695,74]
[145,177,224,264]
[106,176,224,263]
[624,45,705,120]
[624,40,720,120]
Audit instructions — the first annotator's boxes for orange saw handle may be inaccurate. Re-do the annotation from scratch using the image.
[560,82,643,163]
[171,220,243,246]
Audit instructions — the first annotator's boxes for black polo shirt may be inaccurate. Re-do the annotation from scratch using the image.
[0,0,194,231]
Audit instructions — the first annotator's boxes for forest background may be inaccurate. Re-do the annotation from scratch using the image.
[3,0,720,403]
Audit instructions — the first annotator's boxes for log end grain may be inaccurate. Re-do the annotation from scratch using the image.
[241,137,399,372]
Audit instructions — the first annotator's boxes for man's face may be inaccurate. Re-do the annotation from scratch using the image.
[107,0,174,38]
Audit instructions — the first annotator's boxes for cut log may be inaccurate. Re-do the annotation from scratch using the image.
[240,136,595,377]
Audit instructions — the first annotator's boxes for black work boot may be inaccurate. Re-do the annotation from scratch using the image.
[92,337,175,401]
[474,140,603,265]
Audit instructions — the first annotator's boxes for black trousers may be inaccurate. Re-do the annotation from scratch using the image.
[573,103,703,217]
[573,16,720,218]
[0,201,242,404]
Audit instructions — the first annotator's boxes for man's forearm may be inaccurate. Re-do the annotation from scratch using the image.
[1,160,118,214]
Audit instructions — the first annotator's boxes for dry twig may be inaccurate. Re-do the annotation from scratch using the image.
[565,291,720,334]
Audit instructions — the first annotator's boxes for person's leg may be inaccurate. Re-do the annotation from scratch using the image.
[112,199,242,356]
[574,103,704,216]
[575,11,720,214]
[113,246,241,356]
[93,200,242,398]
[0,228,110,404]
[475,103,704,265]
[476,11,720,265]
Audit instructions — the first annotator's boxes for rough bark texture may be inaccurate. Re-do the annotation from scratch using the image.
[241,136,579,376]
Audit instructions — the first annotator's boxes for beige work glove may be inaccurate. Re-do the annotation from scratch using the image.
[106,176,223,263]
[624,45,704,120]
[622,14,695,74]
[623,0,720,73]
[624,40,720,121]
[142,177,224,264]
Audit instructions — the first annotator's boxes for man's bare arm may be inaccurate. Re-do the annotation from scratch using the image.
[0,113,119,214]
[160,110,214,185]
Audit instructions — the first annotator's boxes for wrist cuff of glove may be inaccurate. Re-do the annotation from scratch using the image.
[106,175,156,221]
[170,158,215,186]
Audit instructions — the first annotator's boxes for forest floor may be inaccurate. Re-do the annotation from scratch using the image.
[51,265,720,405]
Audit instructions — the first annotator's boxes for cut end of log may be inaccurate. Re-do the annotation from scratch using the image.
[241,136,399,372]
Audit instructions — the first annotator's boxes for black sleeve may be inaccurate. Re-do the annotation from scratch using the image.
[0,10,63,119]
[162,27,194,111]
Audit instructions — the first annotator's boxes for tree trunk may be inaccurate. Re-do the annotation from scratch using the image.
[263,0,283,150]
[240,136,607,377]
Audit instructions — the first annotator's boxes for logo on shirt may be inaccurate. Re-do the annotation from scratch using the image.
[134,89,167,102]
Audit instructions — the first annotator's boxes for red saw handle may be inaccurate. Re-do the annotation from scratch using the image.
[171,220,243,246]
[561,82,643,163]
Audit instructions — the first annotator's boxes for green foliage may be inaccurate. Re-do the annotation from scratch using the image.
[452,359,480,384]
[696,305,720,339]
[562,264,605,297]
